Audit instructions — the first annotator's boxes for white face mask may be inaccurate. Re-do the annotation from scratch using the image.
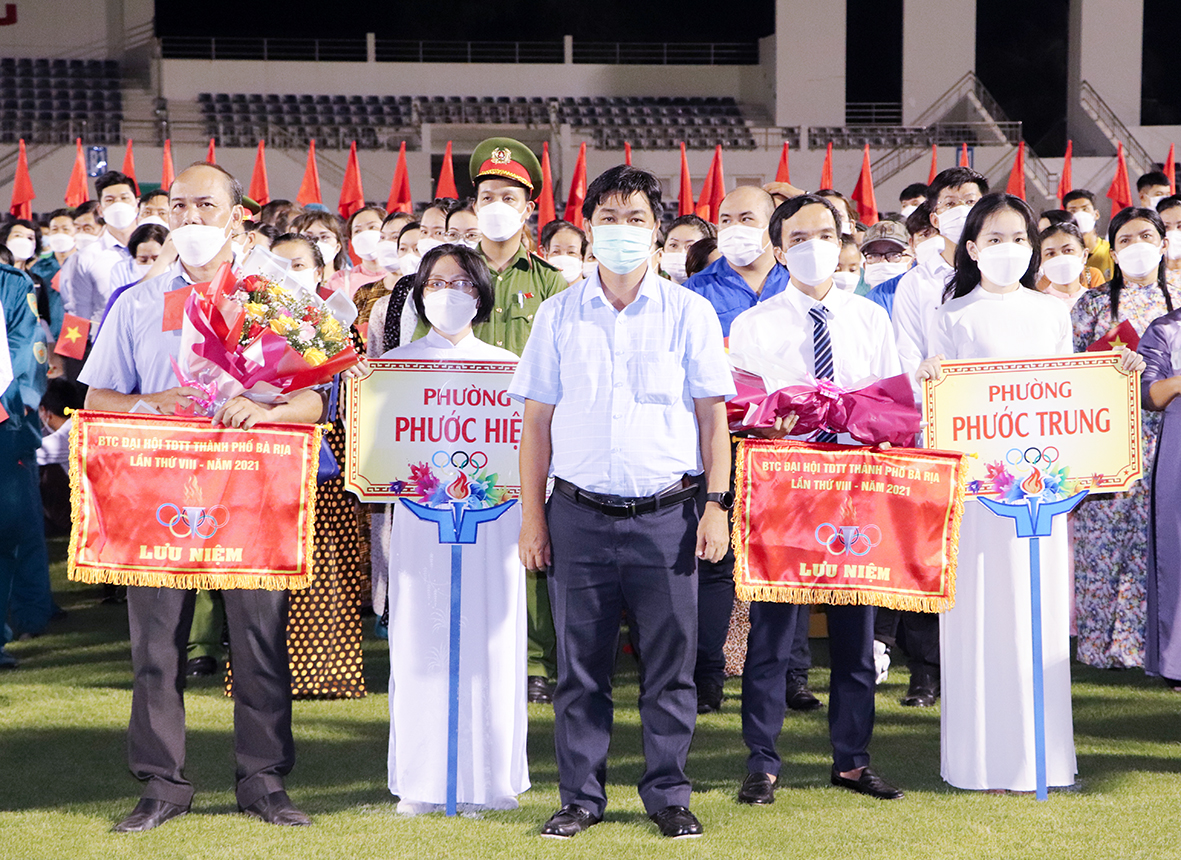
[974,243,1032,286]
[46,233,76,254]
[590,225,654,275]
[935,204,972,245]
[399,252,421,276]
[138,215,169,229]
[1166,230,1181,261]
[717,224,770,268]
[1116,242,1163,279]
[915,235,944,265]
[582,260,598,280]
[864,259,910,287]
[315,239,339,264]
[351,229,381,261]
[102,201,137,231]
[375,240,402,273]
[900,204,918,218]
[460,237,481,250]
[5,236,35,262]
[423,289,478,335]
[661,250,688,283]
[781,238,842,287]
[1072,210,1096,236]
[548,254,584,285]
[831,271,860,292]
[476,201,526,243]
[171,222,231,268]
[131,262,152,280]
[1147,195,1167,211]
[74,232,99,251]
[286,267,318,292]
[1041,254,1085,286]
[417,236,446,257]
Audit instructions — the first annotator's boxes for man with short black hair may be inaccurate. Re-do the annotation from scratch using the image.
[899,182,928,216]
[1063,189,1112,279]
[1138,170,1172,210]
[512,164,734,840]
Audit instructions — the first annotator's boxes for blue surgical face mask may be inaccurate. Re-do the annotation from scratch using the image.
[590,225,654,275]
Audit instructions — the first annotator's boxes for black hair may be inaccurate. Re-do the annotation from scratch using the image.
[0,246,11,266]
[73,200,101,223]
[905,200,935,235]
[685,237,718,279]
[272,231,326,280]
[423,197,463,217]
[382,211,414,229]
[445,201,477,229]
[41,378,85,417]
[290,211,347,269]
[816,188,854,222]
[667,213,717,240]
[945,193,1038,301]
[1157,195,1181,214]
[1037,222,1086,254]
[412,244,495,327]
[1106,206,1174,321]
[252,223,279,247]
[259,199,298,232]
[582,165,664,223]
[0,218,41,261]
[139,188,168,205]
[900,183,929,201]
[926,167,989,205]
[95,170,137,199]
[768,193,844,247]
[127,223,169,257]
[1062,189,1096,207]
[1137,171,1171,192]
[47,208,75,222]
[346,205,387,236]
[397,221,421,244]
[540,219,588,255]
[1038,209,1075,228]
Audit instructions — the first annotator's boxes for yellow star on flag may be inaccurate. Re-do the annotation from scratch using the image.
[1108,336,1126,351]
[64,325,82,344]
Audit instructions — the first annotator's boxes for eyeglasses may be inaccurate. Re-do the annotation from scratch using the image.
[445,231,481,244]
[424,277,478,295]
[865,251,912,264]
[934,196,981,214]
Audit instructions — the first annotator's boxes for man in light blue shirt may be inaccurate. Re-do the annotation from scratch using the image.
[511,165,734,841]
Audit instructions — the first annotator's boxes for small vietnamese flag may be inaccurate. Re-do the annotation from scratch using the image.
[819,141,833,191]
[387,141,413,214]
[1106,142,1133,217]
[161,139,175,189]
[1086,319,1140,353]
[624,142,632,166]
[249,140,270,206]
[775,141,791,184]
[338,141,365,219]
[1006,141,1026,200]
[564,142,588,229]
[436,140,458,199]
[537,141,555,244]
[850,143,878,226]
[205,138,216,164]
[677,142,694,217]
[55,313,90,359]
[297,140,322,207]
[959,143,970,167]
[121,139,138,193]
[9,139,34,220]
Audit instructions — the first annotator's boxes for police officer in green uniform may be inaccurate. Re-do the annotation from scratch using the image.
[416,137,568,701]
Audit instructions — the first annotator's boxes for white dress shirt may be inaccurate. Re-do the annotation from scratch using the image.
[891,251,955,380]
[60,228,132,334]
[380,327,517,362]
[36,417,71,468]
[508,266,735,496]
[728,281,902,446]
[929,284,1073,361]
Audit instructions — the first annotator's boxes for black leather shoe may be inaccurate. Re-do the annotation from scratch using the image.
[786,677,822,712]
[737,772,775,805]
[650,805,703,838]
[540,804,600,838]
[900,674,939,707]
[697,680,724,714]
[831,766,904,800]
[186,656,218,677]
[527,675,555,704]
[112,797,189,833]
[239,790,311,826]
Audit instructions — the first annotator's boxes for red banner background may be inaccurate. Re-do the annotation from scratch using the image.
[733,441,967,611]
[68,411,320,590]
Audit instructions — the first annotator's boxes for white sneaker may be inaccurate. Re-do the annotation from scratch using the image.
[873,640,889,685]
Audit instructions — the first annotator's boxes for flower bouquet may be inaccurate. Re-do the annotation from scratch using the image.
[175,257,360,415]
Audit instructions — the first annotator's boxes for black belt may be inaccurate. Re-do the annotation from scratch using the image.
[553,476,700,518]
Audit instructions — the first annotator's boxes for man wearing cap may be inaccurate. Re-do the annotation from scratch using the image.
[470,136,568,704]
[861,220,914,294]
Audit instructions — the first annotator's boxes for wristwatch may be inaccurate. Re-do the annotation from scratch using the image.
[706,491,735,510]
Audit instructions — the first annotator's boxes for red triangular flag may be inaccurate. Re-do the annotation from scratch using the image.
[1106,142,1133,216]
[819,141,833,191]
[9,139,34,219]
[54,313,90,360]
[695,155,716,221]
[297,140,322,206]
[1166,143,1176,195]
[537,141,555,244]
[678,142,695,217]
[775,141,791,184]
[850,143,878,226]
[1006,141,1027,200]
[248,140,270,206]
[696,145,726,222]
[959,143,970,167]
[624,142,632,166]
[121,139,138,193]
[205,138,216,165]
[1057,140,1073,206]
[436,140,458,199]
[564,142,587,229]
[338,141,365,219]
[65,138,89,207]
[161,139,175,189]
[928,144,939,184]
[386,141,413,214]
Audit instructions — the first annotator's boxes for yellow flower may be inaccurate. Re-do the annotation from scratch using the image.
[303,347,328,367]
[244,302,267,320]
[268,285,291,300]
[320,317,344,340]
[269,316,299,335]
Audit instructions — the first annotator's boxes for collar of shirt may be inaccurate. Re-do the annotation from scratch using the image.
[579,264,664,311]
[702,255,789,298]
[100,227,128,253]
[479,241,533,275]
[420,328,473,350]
[771,280,853,320]
[922,251,954,277]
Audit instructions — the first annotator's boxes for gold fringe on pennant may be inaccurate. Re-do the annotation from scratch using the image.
[68,567,311,592]
[66,415,86,586]
[734,583,953,613]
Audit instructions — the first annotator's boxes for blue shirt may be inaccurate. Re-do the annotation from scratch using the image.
[681,256,791,337]
[508,266,735,496]
[0,264,48,452]
[866,272,905,319]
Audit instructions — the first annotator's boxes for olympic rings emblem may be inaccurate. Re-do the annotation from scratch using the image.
[814,523,882,557]
[155,504,230,539]
[1006,446,1059,467]
[431,449,489,470]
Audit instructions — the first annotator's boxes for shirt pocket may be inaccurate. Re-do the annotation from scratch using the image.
[628,352,686,405]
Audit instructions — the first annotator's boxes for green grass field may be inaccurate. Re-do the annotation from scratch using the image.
[3,539,1181,860]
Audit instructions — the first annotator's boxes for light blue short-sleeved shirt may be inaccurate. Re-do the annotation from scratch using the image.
[508,266,735,497]
[79,263,191,396]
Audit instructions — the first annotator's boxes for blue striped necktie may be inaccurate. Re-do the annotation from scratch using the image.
[809,304,838,443]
